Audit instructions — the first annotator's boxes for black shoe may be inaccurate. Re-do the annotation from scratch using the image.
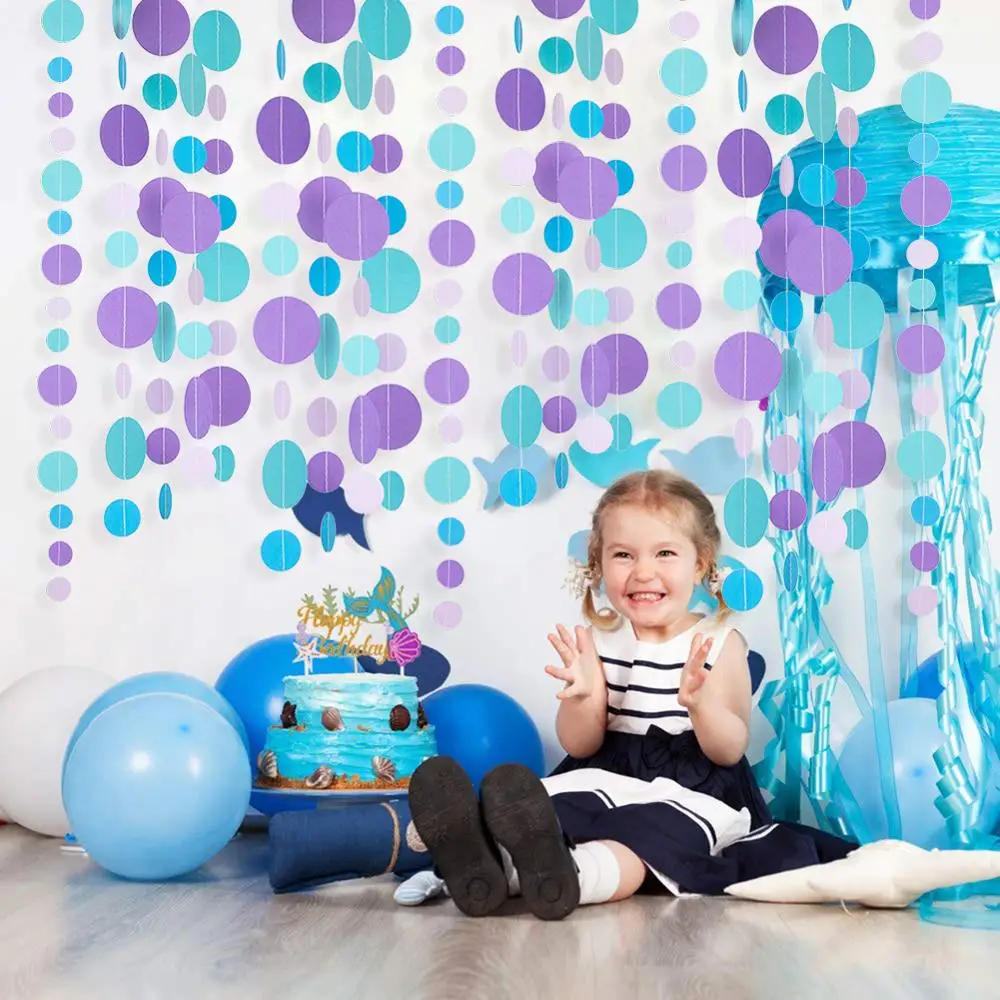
[480,764,580,921]
[408,756,508,917]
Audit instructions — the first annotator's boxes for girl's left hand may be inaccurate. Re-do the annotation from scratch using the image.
[677,633,713,710]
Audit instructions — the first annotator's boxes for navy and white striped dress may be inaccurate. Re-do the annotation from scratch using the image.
[542,617,854,895]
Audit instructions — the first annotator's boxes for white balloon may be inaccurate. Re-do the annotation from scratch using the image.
[0,667,115,837]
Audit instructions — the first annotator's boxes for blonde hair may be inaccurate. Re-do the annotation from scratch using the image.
[582,470,729,629]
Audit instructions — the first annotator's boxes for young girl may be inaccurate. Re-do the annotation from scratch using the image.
[402,471,856,920]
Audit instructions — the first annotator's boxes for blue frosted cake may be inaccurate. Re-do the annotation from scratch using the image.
[255,672,437,791]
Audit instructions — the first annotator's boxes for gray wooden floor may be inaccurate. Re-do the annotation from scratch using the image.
[0,825,995,1000]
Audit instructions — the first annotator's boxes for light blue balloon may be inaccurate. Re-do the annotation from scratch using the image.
[64,673,249,780]
[833,698,1000,849]
[62,693,251,880]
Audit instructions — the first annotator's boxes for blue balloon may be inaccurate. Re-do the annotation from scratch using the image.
[902,642,982,700]
[833,698,1000,850]
[421,684,545,791]
[215,634,355,771]
[64,671,249,780]
[62,693,252,880]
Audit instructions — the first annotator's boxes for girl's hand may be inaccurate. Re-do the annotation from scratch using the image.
[545,625,601,701]
[677,633,713,710]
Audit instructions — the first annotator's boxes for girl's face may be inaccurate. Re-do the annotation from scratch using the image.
[599,503,706,639]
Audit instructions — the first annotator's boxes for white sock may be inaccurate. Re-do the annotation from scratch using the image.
[393,870,448,906]
[571,841,621,905]
[498,845,521,896]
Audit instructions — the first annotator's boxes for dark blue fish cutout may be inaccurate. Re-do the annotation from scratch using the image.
[293,486,370,551]
[359,645,451,698]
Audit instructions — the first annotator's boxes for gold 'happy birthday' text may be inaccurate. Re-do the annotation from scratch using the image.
[297,604,389,664]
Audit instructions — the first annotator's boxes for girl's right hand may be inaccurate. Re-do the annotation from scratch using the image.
[545,625,601,701]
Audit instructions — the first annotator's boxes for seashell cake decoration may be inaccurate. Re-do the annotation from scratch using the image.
[305,765,335,789]
[257,749,279,779]
[322,706,344,731]
[373,756,397,783]
[281,701,298,728]
[417,703,429,729]
[389,704,411,731]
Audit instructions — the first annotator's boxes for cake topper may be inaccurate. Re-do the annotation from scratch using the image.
[295,566,423,674]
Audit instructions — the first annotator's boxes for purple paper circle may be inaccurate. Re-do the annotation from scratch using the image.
[901,175,952,227]
[724,217,763,257]
[839,369,871,409]
[492,254,555,315]
[37,365,77,406]
[253,298,321,364]
[829,421,886,488]
[98,287,158,349]
[100,105,150,167]
[557,157,618,220]
[910,0,941,18]
[49,93,73,118]
[298,176,352,242]
[48,297,71,321]
[146,378,174,414]
[834,167,867,208]
[365,384,423,451]
[438,86,467,115]
[437,46,465,75]
[197,366,252,427]
[437,560,465,589]
[714,333,783,400]
[308,451,345,493]
[425,358,470,405]
[371,134,403,174]
[543,395,577,433]
[146,427,181,465]
[439,416,463,443]
[606,287,634,322]
[307,397,337,436]
[184,377,214,439]
[137,177,185,237]
[660,146,708,192]
[257,97,311,165]
[376,333,407,372]
[896,323,945,374]
[656,284,702,330]
[769,490,807,531]
[133,0,191,56]
[435,280,463,309]
[786,226,853,296]
[348,395,381,464]
[601,104,630,139]
[429,220,476,267]
[718,129,773,197]
[534,142,582,202]
[580,344,611,408]
[50,415,72,439]
[532,0,585,17]
[41,245,82,286]
[49,542,73,568]
[434,601,463,629]
[811,433,845,502]
[210,320,237,357]
[769,435,800,475]
[597,335,648,394]
[161,192,222,254]
[205,139,234,175]
[759,211,813,277]
[324,193,390,261]
[49,128,75,154]
[292,0,356,42]
[495,68,546,131]
[542,346,571,382]
[910,541,940,571]
[754,5,819,75]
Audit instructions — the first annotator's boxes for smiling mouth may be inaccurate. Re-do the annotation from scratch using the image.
[627,592,666,605]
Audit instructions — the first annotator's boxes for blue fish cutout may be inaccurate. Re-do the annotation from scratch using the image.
[359,645,451,698]
[343,566,409,632]
[473,444,553,508]
[568,414,657,488]
[661,436,753,496]
[293,486,370,551]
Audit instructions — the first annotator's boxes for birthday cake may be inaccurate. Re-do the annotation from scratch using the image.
[256,671,436,790]
[255,567,438,791]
